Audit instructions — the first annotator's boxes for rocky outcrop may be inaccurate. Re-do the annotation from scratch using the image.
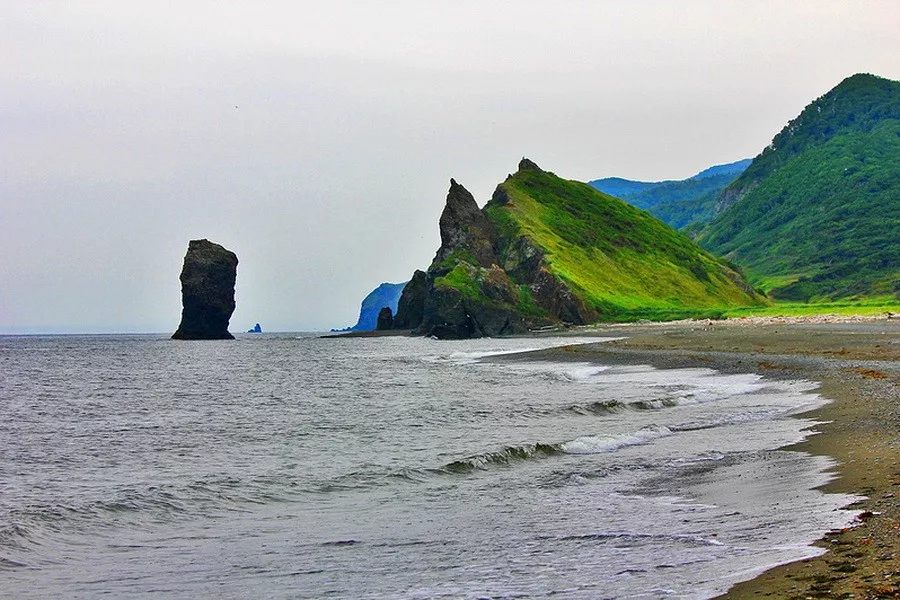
[412,264,544,339]
[172,239,238,340]
[517,157,542,172]
[376,307,394,330]
[392,157,764,339]
[420,289,523,339]
[529,268,597,324]
[433,179,498,268]
[394,172,560,339]
[393,270,426,329]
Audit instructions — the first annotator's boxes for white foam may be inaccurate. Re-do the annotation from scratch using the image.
[561,425,673,454]
[421,337,622,365]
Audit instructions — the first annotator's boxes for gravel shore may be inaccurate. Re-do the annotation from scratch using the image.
[514,316,900,599]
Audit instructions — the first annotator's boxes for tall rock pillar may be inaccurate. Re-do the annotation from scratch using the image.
[172,239,238,340]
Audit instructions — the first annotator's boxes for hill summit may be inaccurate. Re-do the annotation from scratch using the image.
[394,159,765,338]
[699,73,900,300]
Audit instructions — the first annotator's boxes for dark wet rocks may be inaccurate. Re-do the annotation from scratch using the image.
[376,307,394,331]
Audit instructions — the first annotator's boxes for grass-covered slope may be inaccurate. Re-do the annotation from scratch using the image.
[699,73,900,301]
[589,159,750,229]
[485,164,766,320]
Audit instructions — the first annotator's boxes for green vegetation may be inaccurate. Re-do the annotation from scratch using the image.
[699,73,900,301]
[486,166,766,319]
[638,186,720,230]
[720,298,900,319]
[433,263,487,302]
[516,285,550,317]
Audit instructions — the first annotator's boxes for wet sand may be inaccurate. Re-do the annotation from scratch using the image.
[518,318,900,599]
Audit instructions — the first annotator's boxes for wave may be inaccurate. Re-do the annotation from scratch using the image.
[566,397,680,416]
[561,426,674,455]
[441,425,674,474]
[0,474,296,558]
[442,442,564,473]
[421,338,619,366]
[550,531,725,548]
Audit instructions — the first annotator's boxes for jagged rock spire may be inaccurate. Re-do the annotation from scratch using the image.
[518,157,542,172]
[431,179,498,269]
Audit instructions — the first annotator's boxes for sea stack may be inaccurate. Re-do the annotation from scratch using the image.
[376,307,394,331]
[172,239,238,340]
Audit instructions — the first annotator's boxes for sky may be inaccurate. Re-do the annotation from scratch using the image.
[2,1,899,334]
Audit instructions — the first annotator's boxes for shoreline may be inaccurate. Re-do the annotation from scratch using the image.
[501,318,900,598]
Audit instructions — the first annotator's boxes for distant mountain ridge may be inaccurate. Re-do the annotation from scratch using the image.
[698,73,900,301]
[690,160,754,181]
[393,159,764,338]
[589,159,751,229]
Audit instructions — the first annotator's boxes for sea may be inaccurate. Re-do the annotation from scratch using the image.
[0,333,861,599]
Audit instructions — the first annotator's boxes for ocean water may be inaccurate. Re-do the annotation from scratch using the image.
[0,333,860,599]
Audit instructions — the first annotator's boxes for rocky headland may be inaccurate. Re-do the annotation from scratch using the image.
[393,158,765,339]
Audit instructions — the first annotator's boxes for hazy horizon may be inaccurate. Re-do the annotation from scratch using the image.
[3,1,899,334]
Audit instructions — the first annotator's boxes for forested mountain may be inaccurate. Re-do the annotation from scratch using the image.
[698,73,900,301]
[589,159,750,229]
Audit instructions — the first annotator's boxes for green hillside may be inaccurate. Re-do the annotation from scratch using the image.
[699,73,900,301]
[488,165,765,318]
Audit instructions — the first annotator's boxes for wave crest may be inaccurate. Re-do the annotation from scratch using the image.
[442,443,564,473]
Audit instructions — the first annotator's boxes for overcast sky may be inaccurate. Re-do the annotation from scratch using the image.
[2,1,898,333]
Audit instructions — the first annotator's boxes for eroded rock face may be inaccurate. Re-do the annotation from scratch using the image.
[418,284,527,340]
[432,179,498,269]
[172,239,238,340]
[529,268,597,325]
[394,175,561,339]
[393,270,427,330]
[500,235,544,284]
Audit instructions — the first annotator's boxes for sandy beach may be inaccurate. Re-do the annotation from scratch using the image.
[515,316,900,599]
